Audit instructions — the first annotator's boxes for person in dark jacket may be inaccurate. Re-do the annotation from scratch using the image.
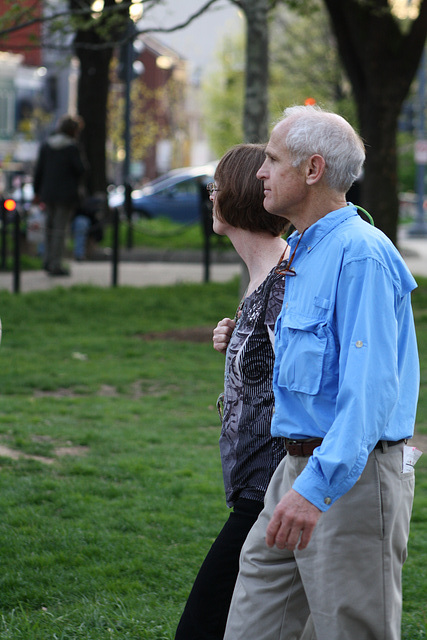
[34,115,86,276]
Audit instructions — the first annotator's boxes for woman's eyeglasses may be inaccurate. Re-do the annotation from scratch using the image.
[206,183,219,195]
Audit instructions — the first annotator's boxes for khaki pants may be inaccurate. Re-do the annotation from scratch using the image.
[224,443,414,640]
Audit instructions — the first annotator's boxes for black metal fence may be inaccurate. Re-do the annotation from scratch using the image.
[1,200,21,293]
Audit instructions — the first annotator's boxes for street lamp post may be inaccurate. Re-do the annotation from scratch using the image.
[123,19,134,249]
[390,1,427,236]
[121,1,144,249]
[409,47,427,236]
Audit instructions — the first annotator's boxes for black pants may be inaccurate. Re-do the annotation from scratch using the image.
[175,497,263,640]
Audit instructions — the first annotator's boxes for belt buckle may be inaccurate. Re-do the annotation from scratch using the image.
[285,439,304,456]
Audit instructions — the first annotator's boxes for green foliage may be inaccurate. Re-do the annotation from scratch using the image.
[398,131,417,193]
[269,1,357,126]
[0,276,425,637]
[202,0,357,155]
[107,58,184,170]
[202,33,246,157]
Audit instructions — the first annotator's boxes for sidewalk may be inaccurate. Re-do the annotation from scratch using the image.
[0,254,243,294]
[0,228,426,294]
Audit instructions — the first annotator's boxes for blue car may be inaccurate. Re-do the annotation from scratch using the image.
[109,164,216,224]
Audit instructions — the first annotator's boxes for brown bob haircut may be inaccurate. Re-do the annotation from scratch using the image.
[214,143,290,236]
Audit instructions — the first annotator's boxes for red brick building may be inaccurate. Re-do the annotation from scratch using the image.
[0,0,42,66]
[108,34,190,183]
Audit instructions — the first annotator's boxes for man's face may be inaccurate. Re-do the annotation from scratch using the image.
[256,120,307,220]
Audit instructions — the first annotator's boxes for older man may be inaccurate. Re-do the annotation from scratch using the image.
[223,105,420,640]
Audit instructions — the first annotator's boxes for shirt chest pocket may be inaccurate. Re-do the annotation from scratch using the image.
[277,316,328,396]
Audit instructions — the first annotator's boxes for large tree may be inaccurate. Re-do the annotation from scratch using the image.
[232,0,271,143]
[322,0,427,244]
[70,0,127,196]
[209,0,427,244]
[204,0,352,156]
[230,0,319,143]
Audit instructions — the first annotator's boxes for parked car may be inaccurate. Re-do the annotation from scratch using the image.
[108,163,216,224]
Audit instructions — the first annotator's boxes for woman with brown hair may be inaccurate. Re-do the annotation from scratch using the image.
[175,143,290,640]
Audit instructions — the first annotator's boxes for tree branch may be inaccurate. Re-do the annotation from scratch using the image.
[0,0,224,51]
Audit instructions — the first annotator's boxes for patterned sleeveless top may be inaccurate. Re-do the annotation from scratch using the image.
[219,262,287,507]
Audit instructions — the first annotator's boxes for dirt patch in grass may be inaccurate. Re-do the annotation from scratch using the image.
[137,326,213,343]
[34,388,82,398]
[33,381,178,399]
[0,438,89,465]
[34,385,122,398]
[54,445,89,457]
[0,444,54,465]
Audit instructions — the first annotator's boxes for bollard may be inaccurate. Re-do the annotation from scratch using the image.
[200,182,213,283]
[112,206,119,287]
[1,204,6,270]
[13,210,21,293]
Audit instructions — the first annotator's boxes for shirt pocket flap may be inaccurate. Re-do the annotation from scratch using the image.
[278,315,327,395]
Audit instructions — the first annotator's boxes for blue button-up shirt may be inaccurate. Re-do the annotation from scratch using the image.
[272,205,420,511]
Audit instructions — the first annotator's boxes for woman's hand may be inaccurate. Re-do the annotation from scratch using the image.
[213,318,236,354]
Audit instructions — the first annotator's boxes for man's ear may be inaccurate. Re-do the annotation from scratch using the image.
[305,154,325,185]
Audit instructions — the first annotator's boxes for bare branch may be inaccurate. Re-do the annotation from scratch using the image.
[0,2,132,38]
[0,0,224,52]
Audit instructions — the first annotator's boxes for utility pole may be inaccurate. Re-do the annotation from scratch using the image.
[409,47,427,236]
[121,1,144,249]
[123,20,135,250]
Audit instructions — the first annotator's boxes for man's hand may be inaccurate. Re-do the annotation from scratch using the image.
[266,489,322,551]
[213,318,236,354]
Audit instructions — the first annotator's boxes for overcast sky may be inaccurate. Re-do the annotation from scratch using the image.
[143,0,242,78]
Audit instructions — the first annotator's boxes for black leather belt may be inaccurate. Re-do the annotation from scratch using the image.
[374,438,406,452]
[284,437,406,457]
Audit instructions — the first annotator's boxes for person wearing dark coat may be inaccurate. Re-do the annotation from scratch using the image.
[33,115,86,276]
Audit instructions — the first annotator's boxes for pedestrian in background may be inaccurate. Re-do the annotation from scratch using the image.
[34,114,86,276]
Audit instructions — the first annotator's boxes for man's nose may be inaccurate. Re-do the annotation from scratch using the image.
[257,162,266,180]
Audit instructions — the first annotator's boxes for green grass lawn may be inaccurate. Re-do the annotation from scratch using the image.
[0,277,425,638]
[100,217,231,252]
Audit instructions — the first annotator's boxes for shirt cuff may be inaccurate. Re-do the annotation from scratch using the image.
[291,460,362,512]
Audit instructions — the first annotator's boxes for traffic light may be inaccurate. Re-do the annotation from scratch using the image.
[3,198,16,212]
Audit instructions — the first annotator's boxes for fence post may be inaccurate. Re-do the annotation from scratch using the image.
[1,204,6,270]
[111,206,119,287]
[13,210,21,293]
[200,182,213,283]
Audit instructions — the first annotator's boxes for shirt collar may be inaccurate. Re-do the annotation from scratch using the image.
[288,204,357,252]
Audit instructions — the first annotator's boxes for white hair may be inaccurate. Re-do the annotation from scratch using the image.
[280,105,365,193]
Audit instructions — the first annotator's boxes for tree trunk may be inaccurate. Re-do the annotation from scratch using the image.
[360,104,400,241]
[323,0,427,245]
[240,0,270,143]
[76,46,113,195]
[70,0,127,196]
